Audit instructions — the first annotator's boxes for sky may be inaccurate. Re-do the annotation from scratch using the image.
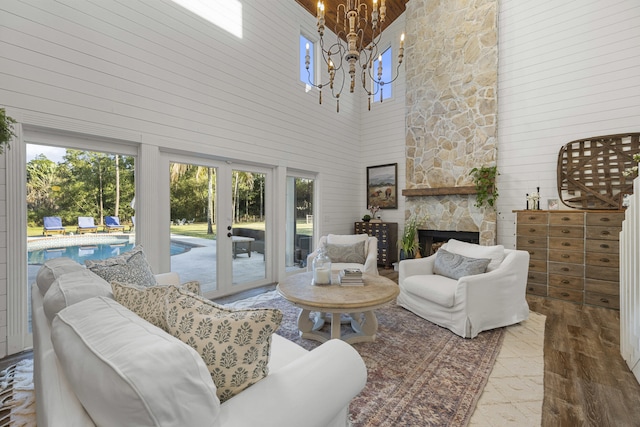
[26,144,66,163]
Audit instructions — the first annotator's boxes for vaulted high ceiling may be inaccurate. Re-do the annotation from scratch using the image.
[295,0,409,47]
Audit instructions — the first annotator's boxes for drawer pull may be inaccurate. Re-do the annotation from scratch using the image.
[528,275,535,279]
[562,254,570,258]
[562,242,571,246]
[561,292,570,297]
[528,240,535,244]
[562,229,570,233]
[600,217,610,222]
[600,258,610,263]
[562,280,570,284]
[561,267,569,272]
[562,217,571,221]
[529,251,536,255]
[600,298,609,303]
[601,230,610,236]
[600,244,610,249]
[529,228,536,233]
[528,216,536,220]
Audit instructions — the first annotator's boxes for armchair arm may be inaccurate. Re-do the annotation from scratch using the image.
[398,254,437,284]
[215,339,367,427]
[456,250,530,335]
[154,272,180,286]
[363,236,379,275]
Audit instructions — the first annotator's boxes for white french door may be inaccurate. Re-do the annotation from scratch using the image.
[166,155,273,299]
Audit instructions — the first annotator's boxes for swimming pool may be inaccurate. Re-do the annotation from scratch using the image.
[28,241,193,265]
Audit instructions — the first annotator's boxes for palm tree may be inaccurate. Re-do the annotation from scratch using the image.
[170,162,216,234]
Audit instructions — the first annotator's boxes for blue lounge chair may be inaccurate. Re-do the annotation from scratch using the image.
[77,216,98,234]
[104,216,126,233]
[43,216,66,236]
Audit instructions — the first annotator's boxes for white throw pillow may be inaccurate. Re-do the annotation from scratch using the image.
[43,269,113,322]
[444,239,505,272]
[52,297,220,427]
[36,257,85,296]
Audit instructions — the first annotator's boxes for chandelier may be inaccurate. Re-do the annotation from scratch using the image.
[305,0,404,112]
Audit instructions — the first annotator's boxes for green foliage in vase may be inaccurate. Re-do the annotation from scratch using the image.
[470,165,499,208]
[400,213,427,257]
[0,108,17,155]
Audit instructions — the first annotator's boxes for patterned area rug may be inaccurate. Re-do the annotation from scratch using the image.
[247,292,507,427]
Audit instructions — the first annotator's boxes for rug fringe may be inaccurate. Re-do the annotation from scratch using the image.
[0,360,36,427]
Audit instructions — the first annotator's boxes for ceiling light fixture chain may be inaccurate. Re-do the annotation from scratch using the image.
[305,0,404,112]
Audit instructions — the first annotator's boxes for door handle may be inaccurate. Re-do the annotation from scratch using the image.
[227,232,232,238]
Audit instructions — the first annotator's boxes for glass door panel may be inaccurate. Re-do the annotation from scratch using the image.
[169,160,271,298]
[231,169,266,286]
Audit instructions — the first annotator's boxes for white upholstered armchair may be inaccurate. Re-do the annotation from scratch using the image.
[397,239,530,338]
[307,234,379,276]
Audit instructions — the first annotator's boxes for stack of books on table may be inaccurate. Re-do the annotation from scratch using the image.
[338,268,364,286]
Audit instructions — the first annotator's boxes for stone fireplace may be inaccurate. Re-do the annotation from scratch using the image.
[403,0,498,245]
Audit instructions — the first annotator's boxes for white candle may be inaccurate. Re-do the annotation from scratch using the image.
[314,267,331,284]
[400,33,405,49]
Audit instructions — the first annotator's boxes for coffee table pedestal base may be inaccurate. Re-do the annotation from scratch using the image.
[297,309,379,344]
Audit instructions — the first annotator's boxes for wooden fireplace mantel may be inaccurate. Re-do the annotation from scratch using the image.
[402,186,476,197]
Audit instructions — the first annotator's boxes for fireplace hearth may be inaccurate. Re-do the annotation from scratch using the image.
[418,230,480,256]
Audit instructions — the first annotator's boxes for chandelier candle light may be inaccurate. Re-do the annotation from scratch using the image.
[306,0,405,112]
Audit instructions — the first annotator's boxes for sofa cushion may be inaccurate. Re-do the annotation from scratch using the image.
[36,257,85,296]
[51,296,220,427]
[433,249,491,280]
[444,239,505,272]
[402,274,459,307]
[85,245,156,287]
[326,240,366,264]
[111,281,201,330]
[43,269,113,322]
[165,288,283,403]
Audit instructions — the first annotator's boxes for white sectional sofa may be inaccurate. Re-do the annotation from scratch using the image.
[32,257,367,427]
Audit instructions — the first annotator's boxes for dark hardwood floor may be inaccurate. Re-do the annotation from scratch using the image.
[5,268,640,426]
[527,295,640,427]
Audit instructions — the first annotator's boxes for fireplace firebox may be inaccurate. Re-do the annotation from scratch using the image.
[418,230,480,256]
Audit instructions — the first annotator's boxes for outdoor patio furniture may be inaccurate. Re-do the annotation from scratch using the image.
[104,216,126,233]
[43,216,66,236]
[76,216,98,234]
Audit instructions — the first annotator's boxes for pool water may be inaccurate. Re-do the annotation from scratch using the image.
[28,242,190,265]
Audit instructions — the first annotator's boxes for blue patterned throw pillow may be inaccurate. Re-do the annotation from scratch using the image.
[433,248,491,280]
[85,245,157,287]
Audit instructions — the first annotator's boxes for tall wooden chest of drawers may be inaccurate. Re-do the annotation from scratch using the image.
[515,210,623,309]
[354,221,398,269]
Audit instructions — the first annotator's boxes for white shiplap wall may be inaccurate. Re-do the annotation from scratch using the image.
[359,13,407,228]
[497,0,640,248]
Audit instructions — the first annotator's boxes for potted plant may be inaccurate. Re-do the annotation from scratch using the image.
[470,165,498,208]
[399,213,426,260]
[362,214,371,222]
[0,108,17,155]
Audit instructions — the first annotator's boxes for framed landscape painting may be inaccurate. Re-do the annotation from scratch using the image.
[367,163,398,209]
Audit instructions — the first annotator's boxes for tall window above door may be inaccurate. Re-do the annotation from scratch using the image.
[300,34,314,89]
[372,47,393,102]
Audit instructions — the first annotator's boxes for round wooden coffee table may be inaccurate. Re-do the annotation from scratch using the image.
[277,271,399,344]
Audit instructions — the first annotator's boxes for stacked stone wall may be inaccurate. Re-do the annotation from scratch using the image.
[404,0,498,245]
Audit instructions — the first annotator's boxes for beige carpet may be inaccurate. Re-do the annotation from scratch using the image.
[470,311,546,426]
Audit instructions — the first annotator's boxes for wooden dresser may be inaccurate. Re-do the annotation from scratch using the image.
[515,210,623,309]
[354,221,398,269]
